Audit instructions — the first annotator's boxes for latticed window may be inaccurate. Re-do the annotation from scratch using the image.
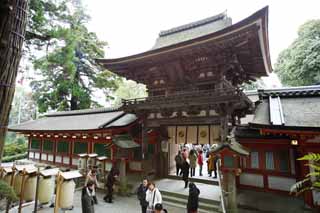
[73,142,88,154]
[43,140,54,152]
[57,141,69,154]
[31,138,40,150]
[94,143,111,158]
[265,151,275,170]
[250,151,259,169]
[279,151,289,172]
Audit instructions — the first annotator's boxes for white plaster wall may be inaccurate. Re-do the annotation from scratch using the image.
[41,153,47,161]
[129,162,142,171]
[29,152,34,159]
[72,158,78,166]
[239,173,264,188]
[34,152,40,160]
[55,156,62,163]
[48,154,54,162]
[268,176,296,191]
[63,157,70,165]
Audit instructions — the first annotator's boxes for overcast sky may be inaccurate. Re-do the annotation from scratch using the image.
[81,0,320,88]
[83,0,320,62]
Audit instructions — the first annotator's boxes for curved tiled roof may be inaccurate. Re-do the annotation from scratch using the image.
[9,107,137,132]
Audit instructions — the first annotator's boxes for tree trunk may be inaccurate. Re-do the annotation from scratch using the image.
[0,0,29,162]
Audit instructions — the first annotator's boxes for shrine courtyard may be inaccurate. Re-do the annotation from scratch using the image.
[16,179,310,213]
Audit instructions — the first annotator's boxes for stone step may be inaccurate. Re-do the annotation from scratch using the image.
[162,194,222,213]
[163,200,220,213]
[161,190,220,206]
[167,175,219,185]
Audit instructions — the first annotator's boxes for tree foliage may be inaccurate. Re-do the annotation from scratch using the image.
[113,80,147,106]
[291,153,320,196]
[274,20,320,86]
[27,0,119,112]
[0,181,18,202]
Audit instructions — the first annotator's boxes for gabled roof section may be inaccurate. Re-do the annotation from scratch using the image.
[152,12,231,49]
[9,107,137,132]
[250,85,320,130]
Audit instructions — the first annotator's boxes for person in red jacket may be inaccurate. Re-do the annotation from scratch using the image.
[197,150,204,176]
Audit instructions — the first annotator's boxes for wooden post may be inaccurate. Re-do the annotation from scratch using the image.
[54,172,63,213]
[33,168,41,213]
[0,0,28,162]
[5,166,16,213]
[18,169,27,213]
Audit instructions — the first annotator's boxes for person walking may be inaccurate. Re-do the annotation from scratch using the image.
[85,169,99,204]
[181,160,190,188]
[207,153,214,177]
[137,178,149,213]
[104,167,119,203]
[182,148,188,161]
[174,151,183,176]
[187,182,200,213]
[146,182,162,213]
[212,154,219,178]
[189,150,197,177]
[197,150,204,176]
[81,181,95,213]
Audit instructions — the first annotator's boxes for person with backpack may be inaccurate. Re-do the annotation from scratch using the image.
[146,182,162,213]
[137,178,149,213]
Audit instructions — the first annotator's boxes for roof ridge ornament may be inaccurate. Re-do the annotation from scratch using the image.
[158,11,228,37]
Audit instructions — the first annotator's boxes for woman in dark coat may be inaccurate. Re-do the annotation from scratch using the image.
[187,182,200,213]
[137,178,149,213]
[81,181,95,213]
[181,161,190,188]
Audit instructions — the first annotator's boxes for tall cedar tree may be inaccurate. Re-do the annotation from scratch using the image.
[0,0,28,161]
[274,20,320,86]
[27,0,119,112]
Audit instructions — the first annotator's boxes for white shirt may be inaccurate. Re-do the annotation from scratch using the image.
[145,188,162,209]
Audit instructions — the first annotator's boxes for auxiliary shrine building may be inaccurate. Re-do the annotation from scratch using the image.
[9,7,320,207]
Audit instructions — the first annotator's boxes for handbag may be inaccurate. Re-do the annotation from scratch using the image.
[146,190,156,213]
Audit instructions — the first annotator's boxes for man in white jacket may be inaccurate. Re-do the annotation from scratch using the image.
[145,182,162,212]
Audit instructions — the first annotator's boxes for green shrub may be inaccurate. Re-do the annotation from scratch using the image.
[2,153,28,163]
[0,180,18,201]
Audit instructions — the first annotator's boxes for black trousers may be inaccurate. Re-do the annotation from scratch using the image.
[199,165,203,176]
[190,168,195,177]
[176,165,181,176]
[184,179,189,188]
[104,185,113,202]
[213,169,217,178]
[141,205,147,213]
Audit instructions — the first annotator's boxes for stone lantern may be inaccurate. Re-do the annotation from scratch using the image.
[211,136,249,213]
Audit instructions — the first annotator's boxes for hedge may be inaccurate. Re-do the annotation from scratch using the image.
[2,153,28,163]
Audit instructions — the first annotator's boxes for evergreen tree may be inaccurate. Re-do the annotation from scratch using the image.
[27,0,119,112]
[275,20,320,86]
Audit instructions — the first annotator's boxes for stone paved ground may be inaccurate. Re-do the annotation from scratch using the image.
[12,190,186,213]
[155,178,220,201]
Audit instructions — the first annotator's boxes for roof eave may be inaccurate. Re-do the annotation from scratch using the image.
[96,6,272,76]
